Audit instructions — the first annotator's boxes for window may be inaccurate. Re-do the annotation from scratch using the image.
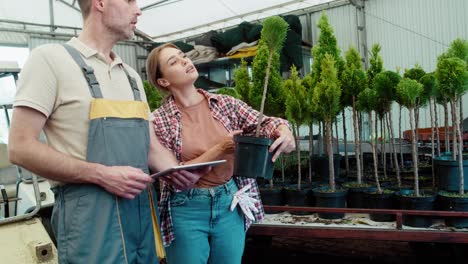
[0,46,29,144]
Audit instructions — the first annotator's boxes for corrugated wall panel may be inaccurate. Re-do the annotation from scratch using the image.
[365,0,468,138]
[112,43,138,73]
[29,37,139,75]
[365,0,467,72]
[0,31,29,47]
[310,4,358,54]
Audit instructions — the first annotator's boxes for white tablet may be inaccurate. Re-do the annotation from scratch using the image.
[150,160,227,178]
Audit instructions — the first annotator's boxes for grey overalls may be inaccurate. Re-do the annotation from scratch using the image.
[50,44,161,264]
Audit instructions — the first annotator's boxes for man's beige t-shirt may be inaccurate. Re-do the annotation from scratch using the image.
[14,37,148,185]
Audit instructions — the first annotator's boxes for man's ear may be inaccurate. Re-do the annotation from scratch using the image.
[94,0,105,11]
[157,78,170,88]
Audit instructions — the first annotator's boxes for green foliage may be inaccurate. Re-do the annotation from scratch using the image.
[301,74,321,123]
[143,80,165,111]
[341,47,367,108]
[373,71,401,114]
[311,12,344,87]
[396,78,424,109]
[284,65,308,126]
[404,66,426,81]
[356,88,378,113]
[215,87,242,99]
[233,59,252,104]
[251,40,286,117]
[312,54,342,122]
[419,73,438,100]
[367,43,384,87]
[439,38,468,65]
[436,57,468,100]
[403,66,428,107]
[261,16,289,53]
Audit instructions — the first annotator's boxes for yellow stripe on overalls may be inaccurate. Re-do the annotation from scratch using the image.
[89,99,149,120]
[148,188,166,261]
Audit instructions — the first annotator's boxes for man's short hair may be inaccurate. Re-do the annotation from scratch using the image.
[78,0,91,19]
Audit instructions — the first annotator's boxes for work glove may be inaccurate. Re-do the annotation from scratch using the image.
[229,183,259,221]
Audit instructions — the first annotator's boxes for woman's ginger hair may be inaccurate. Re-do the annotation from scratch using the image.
[146,43,180,91]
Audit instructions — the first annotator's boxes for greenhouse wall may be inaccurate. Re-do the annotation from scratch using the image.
[298,0,468,142]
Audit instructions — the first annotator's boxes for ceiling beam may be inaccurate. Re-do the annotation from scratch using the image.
[150,0,309,39]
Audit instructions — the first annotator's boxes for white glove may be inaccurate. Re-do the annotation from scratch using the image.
[229,184,259,221]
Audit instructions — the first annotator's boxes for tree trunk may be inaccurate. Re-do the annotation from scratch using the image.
[456,100,465,195]
[370,112,382,194]
[460,98,464,142]
[296,124,302,191]
[342,110,349,176]
[375,113,379,181]
[319,122,323,156]
[399,105,404,169]
[429,99,435,189]
[327,121,335,192]
[434,100,441,157]
[386,114,394,171]
[359,112,364,180]
[255,51,274,137]
[383,114,387,179]
[387,109,401,188]
[410,108,419,197]
[444,99,450,154]
[451,101,457,161]
[380,117,387,179]
[308,123,313,183]
[335,120,339,155]
[352,97,362,183]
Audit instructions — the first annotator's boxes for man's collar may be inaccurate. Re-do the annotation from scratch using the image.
[68,37,123,65]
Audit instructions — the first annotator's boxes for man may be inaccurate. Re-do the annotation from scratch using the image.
[8,0,202,263]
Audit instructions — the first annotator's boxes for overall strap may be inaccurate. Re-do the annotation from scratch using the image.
[121,66,142,101]
[62,44,103,98]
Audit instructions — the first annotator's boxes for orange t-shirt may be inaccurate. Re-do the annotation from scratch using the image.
[178,97,234,188]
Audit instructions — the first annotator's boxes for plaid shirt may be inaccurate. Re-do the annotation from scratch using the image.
[152,89,290,246]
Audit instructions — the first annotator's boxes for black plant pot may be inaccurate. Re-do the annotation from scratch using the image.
[284,187,313,215]
[397,190,436,228]
[233,135,274,180]
[434,155,468,192]
[259,187,285,214]
[312,186,347,219]
[311,154,343,181]
[437,192,468,228]
[343,183,375,208]
[365,189,397,222]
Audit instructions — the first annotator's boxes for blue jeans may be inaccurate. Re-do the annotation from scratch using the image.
[165,178,245,264]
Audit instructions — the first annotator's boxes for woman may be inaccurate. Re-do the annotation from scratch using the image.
[147,43,295,264]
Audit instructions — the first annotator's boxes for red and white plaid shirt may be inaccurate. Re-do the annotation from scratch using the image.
[152,89,289,246]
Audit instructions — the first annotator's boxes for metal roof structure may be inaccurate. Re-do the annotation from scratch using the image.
[0,0,337,42]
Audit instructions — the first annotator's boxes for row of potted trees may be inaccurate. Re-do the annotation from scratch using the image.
[223,13,468,228]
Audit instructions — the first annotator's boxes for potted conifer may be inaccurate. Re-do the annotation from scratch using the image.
[340,46,374,208]
[233,16,289,180]
[358,88,397,221]
[435,38,468,228]
[311,54,348,219]
[396,78,436,227]
[308,12,344,185]
[283,65,311,214]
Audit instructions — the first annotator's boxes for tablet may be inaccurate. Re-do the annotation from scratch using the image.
[150,160,227,178]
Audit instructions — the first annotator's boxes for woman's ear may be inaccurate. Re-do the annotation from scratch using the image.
[157,78,170,88]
